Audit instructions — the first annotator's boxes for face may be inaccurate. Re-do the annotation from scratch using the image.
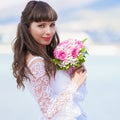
[29,21,56,46]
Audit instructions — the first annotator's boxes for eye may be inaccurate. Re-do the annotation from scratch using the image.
[38,24,45,28]
[50,23,55,27]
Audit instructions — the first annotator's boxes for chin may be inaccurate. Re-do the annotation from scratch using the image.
[45,41,52,45]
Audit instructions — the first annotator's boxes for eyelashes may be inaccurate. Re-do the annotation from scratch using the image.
[37,22,55,28]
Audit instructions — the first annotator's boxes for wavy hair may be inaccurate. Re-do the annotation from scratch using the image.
[12,1,60,88]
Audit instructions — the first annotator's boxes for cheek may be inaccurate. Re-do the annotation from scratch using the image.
[52,29,56,35]
[30,29,43,38]
[29,31,39,42]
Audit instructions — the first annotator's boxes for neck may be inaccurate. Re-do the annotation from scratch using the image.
[40,45,47,53]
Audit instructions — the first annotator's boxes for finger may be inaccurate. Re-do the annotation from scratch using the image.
[76,68,86,73]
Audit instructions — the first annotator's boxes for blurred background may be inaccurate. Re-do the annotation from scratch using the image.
[0,0,120,120]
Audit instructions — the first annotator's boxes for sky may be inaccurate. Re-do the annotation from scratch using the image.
[0,0,120,10]
[0,0,120,25]
[0,0,120,15]
[0,0,120,44]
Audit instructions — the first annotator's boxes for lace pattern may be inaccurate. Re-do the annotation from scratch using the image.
[24,57,78,120]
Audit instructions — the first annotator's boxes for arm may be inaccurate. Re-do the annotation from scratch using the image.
[25,59,77,119]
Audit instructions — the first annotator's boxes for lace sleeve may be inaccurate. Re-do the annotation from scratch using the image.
[25,59,77,119]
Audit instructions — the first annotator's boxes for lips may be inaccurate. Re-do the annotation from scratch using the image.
[42,37,51,41]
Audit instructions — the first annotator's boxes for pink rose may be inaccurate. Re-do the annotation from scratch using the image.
[54,50,58,57]
[59,40,69,46]
[57,50,67,61]
[75,40,84,48]
[71,48,80,58]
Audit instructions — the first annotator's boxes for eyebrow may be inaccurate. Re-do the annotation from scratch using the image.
[37,21,55,24]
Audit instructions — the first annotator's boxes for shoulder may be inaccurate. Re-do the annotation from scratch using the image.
[26,53,44,67]
[25,54,46,77]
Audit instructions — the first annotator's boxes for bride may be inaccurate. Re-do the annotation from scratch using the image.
[12,1,87,120]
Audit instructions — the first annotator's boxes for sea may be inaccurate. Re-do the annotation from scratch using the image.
[0,53,120,120]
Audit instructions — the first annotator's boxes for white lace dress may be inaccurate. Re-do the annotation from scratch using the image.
[24,56,87,120]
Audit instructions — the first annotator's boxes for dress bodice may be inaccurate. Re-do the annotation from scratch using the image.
[53,70,87,101]
[24,56,87,120]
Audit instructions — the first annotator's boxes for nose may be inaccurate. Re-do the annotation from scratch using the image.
[45,26,51,34]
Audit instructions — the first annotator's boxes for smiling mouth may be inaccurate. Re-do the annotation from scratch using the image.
[42,37,51,41]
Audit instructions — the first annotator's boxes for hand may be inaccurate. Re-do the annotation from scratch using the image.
[72,64,86,73]
[70,66,87,89]
[67,64,86,74]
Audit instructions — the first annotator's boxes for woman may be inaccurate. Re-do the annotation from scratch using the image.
[12,1,87,120]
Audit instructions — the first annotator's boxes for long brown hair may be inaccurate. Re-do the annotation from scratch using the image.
[12,1,60,88]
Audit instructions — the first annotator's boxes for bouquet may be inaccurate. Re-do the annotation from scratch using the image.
[52,38,88,72]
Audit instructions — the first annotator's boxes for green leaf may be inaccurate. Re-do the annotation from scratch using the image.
[52,59,61,64]
[82,38,87,43]
[78,54,83,60]
[80,47,86,53]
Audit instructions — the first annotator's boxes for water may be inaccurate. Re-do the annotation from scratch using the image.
[0,53,120,120]
[85,55,120,120]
